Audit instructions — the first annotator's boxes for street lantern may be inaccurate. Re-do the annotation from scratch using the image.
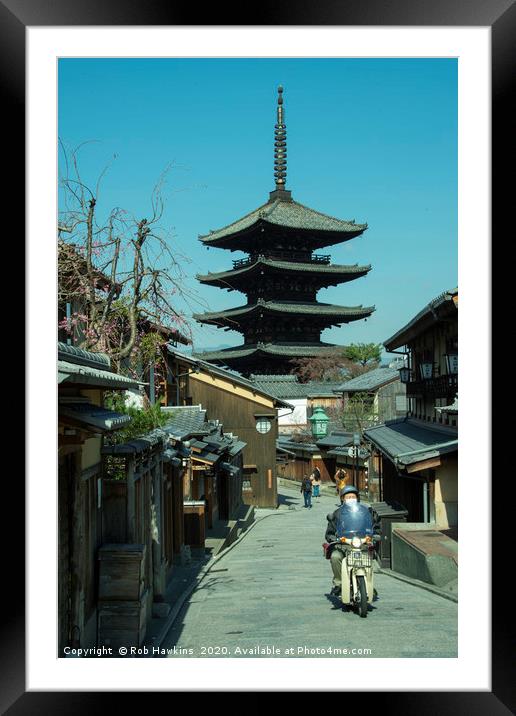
[419,362,433,380]
[309,407,330,440]
[444,352,458,375]
[398,366,411,383]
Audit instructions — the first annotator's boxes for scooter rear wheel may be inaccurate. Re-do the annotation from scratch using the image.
[357,575,368,618]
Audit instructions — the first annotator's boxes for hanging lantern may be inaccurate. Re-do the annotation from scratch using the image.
[398,366,411,383]
[444,352,458,375]
[420,362,433,380]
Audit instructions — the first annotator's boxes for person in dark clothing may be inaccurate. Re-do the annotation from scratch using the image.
[325,485,380,595]
[300,474,313,508]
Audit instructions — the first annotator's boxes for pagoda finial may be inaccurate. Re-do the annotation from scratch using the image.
[274,85,287,191]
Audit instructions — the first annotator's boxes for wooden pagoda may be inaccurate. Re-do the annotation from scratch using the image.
[194,86,374,375]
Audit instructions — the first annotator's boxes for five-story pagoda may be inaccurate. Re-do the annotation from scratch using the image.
[194,86,374,376]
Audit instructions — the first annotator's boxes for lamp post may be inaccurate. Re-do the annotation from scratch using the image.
[309,406,330,440]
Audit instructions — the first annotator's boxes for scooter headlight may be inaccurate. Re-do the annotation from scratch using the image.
[351,536,362,548]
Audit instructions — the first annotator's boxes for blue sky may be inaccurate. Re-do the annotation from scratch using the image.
[58,58,457,359]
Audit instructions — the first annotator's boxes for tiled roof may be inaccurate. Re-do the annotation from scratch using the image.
[101,427,170,455]
[252,373,298,382]
[101,412,245,460]
[194,301,374,323]
[276,437,318,454]
[197,259,371,284]
[384,288,458,351]
[58,342,112,369]
[160,405,209,440]
[197,342,340,362]
[306,381,344,397]
[364,418,458,467]
[167,347,293,409]
[337,367,401,392]
[59,400,132,431]
[58,360,140,390]
[58,342,140,390]
[249,374,342,400]
[199,197,367,244]
[316,431,354,448]
[228,440,247,456]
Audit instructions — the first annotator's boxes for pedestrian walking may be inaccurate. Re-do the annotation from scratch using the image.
[300,474,313,508]
[311,472,321,499]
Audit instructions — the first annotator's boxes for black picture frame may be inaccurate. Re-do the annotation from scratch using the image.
[7,0,508,711]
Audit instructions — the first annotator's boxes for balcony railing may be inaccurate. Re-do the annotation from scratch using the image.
[232,253,331,270]
[406,374,458,398]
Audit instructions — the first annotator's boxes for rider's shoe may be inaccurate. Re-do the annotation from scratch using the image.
[331,586,341,596]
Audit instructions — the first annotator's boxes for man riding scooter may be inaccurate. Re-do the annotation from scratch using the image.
[325,485,379,597]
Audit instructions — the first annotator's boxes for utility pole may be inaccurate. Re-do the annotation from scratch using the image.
[353,432,360,488]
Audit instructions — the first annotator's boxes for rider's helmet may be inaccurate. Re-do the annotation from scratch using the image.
[339,485,360,502]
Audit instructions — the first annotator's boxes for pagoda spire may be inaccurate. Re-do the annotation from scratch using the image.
[270,86,292,201]
[274,85,287,189]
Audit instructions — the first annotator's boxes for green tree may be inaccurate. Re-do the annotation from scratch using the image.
[343,343,382,368]
[339,393,376,433]
[103,395,169,444]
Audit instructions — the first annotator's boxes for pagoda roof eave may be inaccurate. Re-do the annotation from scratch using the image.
[196,260,372,287]
[195,342,342,362]
[199,197,367,249]
[194,302,375,324]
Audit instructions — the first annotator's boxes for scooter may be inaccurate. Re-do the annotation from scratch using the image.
[325,534,379,617]
[324,502,380,618]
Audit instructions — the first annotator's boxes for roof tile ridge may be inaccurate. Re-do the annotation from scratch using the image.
[267,299,368,308]
[263,258,371,271]
[260,199,282,218]
[199,199,271,239]
[289,198,368,228]
[197,260,372,279]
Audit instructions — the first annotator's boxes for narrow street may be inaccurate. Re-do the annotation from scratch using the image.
[159,484,457,658]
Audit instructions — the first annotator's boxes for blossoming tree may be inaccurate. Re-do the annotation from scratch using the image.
[58,142,195,399]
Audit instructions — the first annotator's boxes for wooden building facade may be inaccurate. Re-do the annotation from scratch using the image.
[58,343,140,655]
[365,288,459,528]
[163,350,292,509]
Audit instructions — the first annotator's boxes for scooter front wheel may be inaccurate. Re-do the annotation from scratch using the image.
[357,575,368,618]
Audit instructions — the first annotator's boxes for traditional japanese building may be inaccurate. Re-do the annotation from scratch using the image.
[194,86,374,376]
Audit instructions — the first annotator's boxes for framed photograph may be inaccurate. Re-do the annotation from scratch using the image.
[7,0,508,709]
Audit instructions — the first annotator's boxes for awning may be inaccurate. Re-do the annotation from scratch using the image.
[364,419,457,471]
[59,401,131,432]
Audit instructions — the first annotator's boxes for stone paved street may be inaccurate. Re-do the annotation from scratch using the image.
[159,484,457,658]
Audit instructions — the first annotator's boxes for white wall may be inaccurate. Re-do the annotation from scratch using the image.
[277,399,307,429]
